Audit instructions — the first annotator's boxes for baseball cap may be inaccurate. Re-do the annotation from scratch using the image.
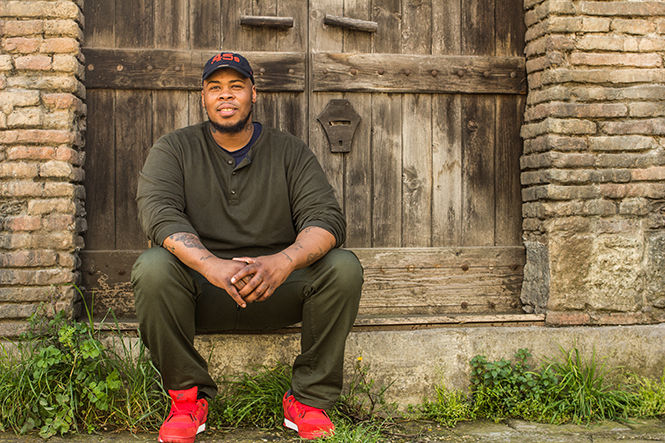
[202,52,255,84]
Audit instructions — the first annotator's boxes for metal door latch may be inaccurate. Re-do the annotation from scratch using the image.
[316,99,361,153]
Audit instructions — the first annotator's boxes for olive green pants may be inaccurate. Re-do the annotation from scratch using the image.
[131,247,363,409]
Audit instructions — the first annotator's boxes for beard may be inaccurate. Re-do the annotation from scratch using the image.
[207,104,253,134]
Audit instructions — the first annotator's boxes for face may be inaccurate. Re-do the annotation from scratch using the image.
[201,68,256,133]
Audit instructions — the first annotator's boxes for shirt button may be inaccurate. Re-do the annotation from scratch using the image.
[230,190,236,195]
[227,160,233,165]
[232,171,236,175]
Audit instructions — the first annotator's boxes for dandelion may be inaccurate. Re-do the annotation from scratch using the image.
[357,356,363,362]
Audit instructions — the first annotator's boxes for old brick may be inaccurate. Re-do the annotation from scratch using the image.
[525,19,548,42]
[582,17,610,32]
[0,19,44,36]
[0,250,58,268]
[40,37,78,54]
[622,85,665,100]
[601,119,665,136]
[28,198,76,215]
[527,85,571,105]
[525,9,539,28]
[0,54,12,71]
[547,184,601,200]
[0,129,74,144]
[54,146,83,164]
[658,18,665,34]
[600,183,665,199]
[638,38,665,52]
[0,112,6,128]
[39,160,72,178]
[0,2,81,20]
[14,54,52,71]
[7,107,43,127]
[7,74,81,93]
[43,182,81,198]
[0,161,38,178]
[0,269,74,285]
[521,170,551,185]
[632,167,665,181]
[0,303,41,319]
[593,312,647,325]
[7,146,55,160]
[546,311,590,325]
[0,90,40,110]
[527,102,627,120]
[2,36,42,53]
[570,52,662,68]
[44,19,81,38]
[619,198,650,216]
[0,287,55,302]
[42,92,82,110]
[0,180,43,197]
[589,135,654,151]
[523,135,588,154]
[4,215,41,231]
[569,86,622,102]
[521,118,596,139]
[629,102,665,118]
[577,35,638,51]
[612,18,656,35]
[552,152,596,168]
[522,185,549,202]
[548,16,582,33]
[51,54,79,72]
[580,1,665,16]
[43,110,72,129]
[43,214,75,231]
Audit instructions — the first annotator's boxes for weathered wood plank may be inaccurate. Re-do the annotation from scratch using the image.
[462,0,495,55]
[432,0,461,55]
[432,94,463,246]
[353,313,544,327]
[83,49,306,91]
[248,0,278,51]
[371,93,401,247]
[188,90,205,125]
[83,1,114,47]
[312,53,526,94]
[154,0,188,49]
[496,0,526,57]
[114,91,152,250]
[352,246,525,268]
[189,0,220,49]
[80,250,136,319]
[495,95,525,246]
[372,0,401,53]
[310,0,345,221]
[461,95,496,246]
[402,94,432,247]
[115,0,153,48]
[152,90,189,141]
[276,93,306,139]
[240,15,294,29]
[277,0,306,53]
[323,14,377,33]
[402,0,432,54]
[222,0,253,51]
[83,90,115,250]
[255,92,278,129]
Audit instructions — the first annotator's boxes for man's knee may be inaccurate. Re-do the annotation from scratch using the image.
[319,248,363,295]
[131,246,185,291]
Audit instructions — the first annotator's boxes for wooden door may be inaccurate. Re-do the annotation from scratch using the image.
[81,1,532,326]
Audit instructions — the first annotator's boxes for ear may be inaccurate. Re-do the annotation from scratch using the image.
[200,88,205,107]
[251,85,257,103]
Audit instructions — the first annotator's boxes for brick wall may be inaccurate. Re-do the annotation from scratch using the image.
[0,1,85,335]
[520,0,665,325]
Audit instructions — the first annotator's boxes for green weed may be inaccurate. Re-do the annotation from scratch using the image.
[629,370,665,417]
[417,384,475,427]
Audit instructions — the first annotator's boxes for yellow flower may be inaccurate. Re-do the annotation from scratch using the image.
[357,356,363,362]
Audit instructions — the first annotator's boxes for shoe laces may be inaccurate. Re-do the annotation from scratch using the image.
[291,398,329,420]
[169,399,197,420]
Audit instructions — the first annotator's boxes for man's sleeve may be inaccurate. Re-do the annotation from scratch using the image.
[287,143,346,247]
[136,137,198,246]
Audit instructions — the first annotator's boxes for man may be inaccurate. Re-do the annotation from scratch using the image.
[131,52,363,443]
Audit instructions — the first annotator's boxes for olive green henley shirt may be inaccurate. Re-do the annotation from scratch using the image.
[136,122,345,259]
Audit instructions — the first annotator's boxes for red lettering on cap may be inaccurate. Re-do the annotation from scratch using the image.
[222,53,234,61]
[234,56,239,62]
[211,53,222,63]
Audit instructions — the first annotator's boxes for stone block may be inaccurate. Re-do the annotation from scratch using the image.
[0,287,55,302]
[577,35,638,51]
[521,118,596,139]
[0,250,58,267]
[43,214,75,231]
[619,198,649,216]
[0,129,74,144]
[548,232,644,312]
[44,19,81,38]
[0,54,12,70]
[40,37,78,54]
[648,201,665,230]
[0,268,74,286]
[645,231,665,311]
[546,311,590,325]
[520,241,550,314]
[548,16,582,33]
[43,110,73,129]
[0,90,40,110]
[39,160,72,178]
[4,215,41,231]
[0,1,81,20]
[7,146,56,160]
[632,167,665,182]
[43,181,76,197]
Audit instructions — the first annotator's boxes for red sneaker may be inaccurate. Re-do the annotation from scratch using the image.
[283,390,335,440]
[158,386,208,443]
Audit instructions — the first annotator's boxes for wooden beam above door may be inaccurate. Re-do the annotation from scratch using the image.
[83,48,306,91]
[312,52,527,94]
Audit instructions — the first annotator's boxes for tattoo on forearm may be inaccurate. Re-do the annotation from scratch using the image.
[168,232,207,251]
[200,254,215,262]
[281,251,293,263]
[305,247,326,265]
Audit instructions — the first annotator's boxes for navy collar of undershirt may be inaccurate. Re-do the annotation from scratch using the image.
[215,122,263,165]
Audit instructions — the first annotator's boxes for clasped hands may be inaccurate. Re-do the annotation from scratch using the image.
[201,252,293,308]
